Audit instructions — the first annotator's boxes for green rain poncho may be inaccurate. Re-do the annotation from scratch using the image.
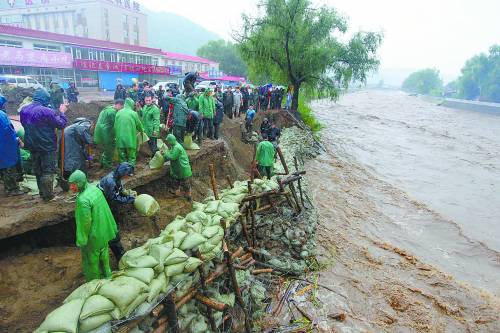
[140,103,160,138]
[186,93,199,111]
[163,134,192,179]
[69,170,118,281]
[93,105,117,146]
[198,92,215,119]
[115,98,144,149]
[166,95,189,127]
[256,140,275,167]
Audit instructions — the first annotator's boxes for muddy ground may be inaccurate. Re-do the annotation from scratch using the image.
[0,109,289,332]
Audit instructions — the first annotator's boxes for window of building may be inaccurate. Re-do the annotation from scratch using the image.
[99,51,105,61]
[53,13,59,29]
[33,43,61,52]
[75,48,82,59]
[110,53,116,62]
[152,58,158,66]
[43,13,50,31]
[0,39,22,48]
[122,14,128,26]
[35,15,40,30]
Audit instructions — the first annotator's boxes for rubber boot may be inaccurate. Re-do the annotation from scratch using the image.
[57,176,69,192]
[40,175,55,201]
[109,237,125,262]
[185,190,192,202]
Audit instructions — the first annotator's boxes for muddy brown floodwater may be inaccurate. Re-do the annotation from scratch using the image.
[308,90,500,332]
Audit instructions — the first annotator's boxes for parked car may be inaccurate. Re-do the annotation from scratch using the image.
[153,81,180,96]
[195,80,217,91]
[0,75,43,89]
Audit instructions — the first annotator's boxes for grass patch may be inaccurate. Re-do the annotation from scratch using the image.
[298,97,323,133]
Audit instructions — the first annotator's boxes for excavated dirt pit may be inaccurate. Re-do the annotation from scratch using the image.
[0,109,291,332]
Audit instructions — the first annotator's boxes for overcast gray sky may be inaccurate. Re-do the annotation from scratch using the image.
[140,0,500,80]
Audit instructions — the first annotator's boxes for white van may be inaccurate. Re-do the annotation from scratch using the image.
[0,75,43,89]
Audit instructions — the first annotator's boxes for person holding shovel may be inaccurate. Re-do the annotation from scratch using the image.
[69,170,118,281]
[162,134,192,201]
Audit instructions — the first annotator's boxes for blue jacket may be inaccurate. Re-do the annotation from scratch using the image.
[0,111,20,169]
[98,163,135,204]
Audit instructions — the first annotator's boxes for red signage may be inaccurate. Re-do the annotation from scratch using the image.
[73,59,171,75]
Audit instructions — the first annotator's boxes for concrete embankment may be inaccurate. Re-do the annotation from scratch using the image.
[440,98,500,113]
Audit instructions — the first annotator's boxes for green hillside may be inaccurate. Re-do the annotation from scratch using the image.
[146,9,220,55]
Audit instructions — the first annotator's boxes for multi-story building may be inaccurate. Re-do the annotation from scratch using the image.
[0,0,147,46]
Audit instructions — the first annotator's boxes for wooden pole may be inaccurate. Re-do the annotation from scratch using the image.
[209,163,219,200]
[164,293,178,333]
[194,293,228,312]
[226,175,233,188]
[238,213,252,246]
[250,144,257,181]
[276,146,289,175]
[288,182,302,213]
[197,251,217,331]
[294,156,305,207]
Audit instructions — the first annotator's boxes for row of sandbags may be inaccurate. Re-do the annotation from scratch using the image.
[35,178,280,333]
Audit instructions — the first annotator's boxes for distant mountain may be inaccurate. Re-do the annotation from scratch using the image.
[145,9,220,55]
[368,67,457,88]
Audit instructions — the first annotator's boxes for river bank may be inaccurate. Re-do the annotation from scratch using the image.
[306,90,500,332]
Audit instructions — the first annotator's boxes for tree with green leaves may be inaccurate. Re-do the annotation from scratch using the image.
[235,0,382,111]
[197,39,248,77]
[402,68,443,96]
[456,45,500,103]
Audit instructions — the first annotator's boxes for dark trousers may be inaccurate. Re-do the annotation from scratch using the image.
[1,165,21,193]
[214,122,221,139]
[202,118,214,139]
[258,165,273,179]
[32,150,57,200]
[107,202,126,261]
[173,125,185,145]
[148,137,158,157]
[224,105,233,119]
[175,177,191,193]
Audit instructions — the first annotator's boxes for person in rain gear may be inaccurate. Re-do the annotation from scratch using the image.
[114,98,144,166]
[163,134,192,201]
[0,95,25,196]
[140,95,160,156]
[223,86,234,118]
[183,71,199,94]
[66,82,79,103]
[165,90,189,144]
[256,137,275,179]
[185,91,199,111]
[69,170,118,281]
[49,82,65,110]
[198,88,215,140]
[59,118,93,190]
[127,83,139,103]
[114,84,127,101]
[16,127,32,175]
[213,99,224,140]
[94,99,124,169]
[186,110,202,143]
[268,123,282,147]
[20,88,67,201]
[98,162,135,261]
[245,105,256,133]
[260,118,272,139]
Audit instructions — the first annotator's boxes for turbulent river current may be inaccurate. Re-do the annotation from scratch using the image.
[310,90,500,295]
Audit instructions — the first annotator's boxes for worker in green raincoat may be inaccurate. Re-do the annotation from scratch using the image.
[165,91,189,144]
[256,137,275,179]
[139,95,160,157]
[163,134,192,201]
[198,88,215,140]
[68,170,118,281]
[114,98,144,166]
[185,91,199,111]
[94,99,124,169]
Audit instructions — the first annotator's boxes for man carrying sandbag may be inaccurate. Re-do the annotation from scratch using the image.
[256,136,276,179]
[68,170,118,281]
[163,134,192,201]
[94,99,124,169]
[115,98,144,166]
[98,162,136,261]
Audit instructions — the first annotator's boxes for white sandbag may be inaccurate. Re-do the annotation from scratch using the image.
[64,279,106,303]
[134,194,160,217]
[98,276,148,313]
[164,230,188,248]
[79,313,113,333]
[164,248,189,265]
[35,299,84,333]
[121,255,159,269]
[163,216,187,234]
[198,241,217,254]
[149,151,165,169]
[80,295,115,320]
[202,226,222,239]
[184,257,203,273]
[192,202,206,212]
[124,267,155,284]
[204,200,220,214]
[217,202,240,219]
[179,232,207,251]
[185,210,208,224]
[165,261,186,277]
[148,274,167,302]
[149,243,174,271]
[124,293,148,318]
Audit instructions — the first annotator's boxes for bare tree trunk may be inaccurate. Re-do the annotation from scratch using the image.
[291,83,300,112]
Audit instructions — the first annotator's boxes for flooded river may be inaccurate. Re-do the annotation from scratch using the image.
[310,90,500,295]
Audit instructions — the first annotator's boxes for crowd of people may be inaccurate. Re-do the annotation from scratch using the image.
[0,72,286,280]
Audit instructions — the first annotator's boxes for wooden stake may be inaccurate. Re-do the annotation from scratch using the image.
[288,182,302,213]
[276,146,289,175]
[209,163,219,200]
[252,268,273,275]
[194,293,228,312]
[197,250,217,331]
[226,175,233,188]
[294,156,305,207]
